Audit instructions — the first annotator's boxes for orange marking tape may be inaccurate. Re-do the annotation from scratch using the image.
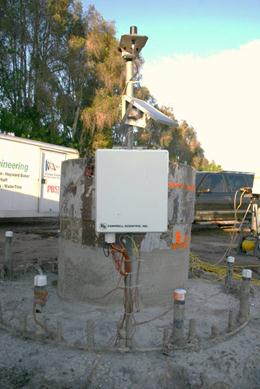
[175,230,182,244]
[171,233,189,250]
[168,182,195,192]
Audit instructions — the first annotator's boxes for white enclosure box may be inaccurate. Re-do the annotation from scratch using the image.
[95,149,169,233]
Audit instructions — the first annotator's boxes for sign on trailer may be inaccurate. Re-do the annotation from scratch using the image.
[0,134,78,218]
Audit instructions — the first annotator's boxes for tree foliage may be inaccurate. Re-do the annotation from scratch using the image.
[0,0,89,146]
[0,1,221,169]
[198,160,223,172]
[80,6,124,154]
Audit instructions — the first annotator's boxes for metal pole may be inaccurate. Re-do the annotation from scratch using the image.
[121,61,133,119]
[125,58,134,149]
[172,288,186,346]
[120,26,138,348]
[4,231,13,280]
[124,54,134,344]
[238,269,252,324]
[251,201,258,233]
[124,236,134,348]
[125,60,134,98]
[225,256,235,289]
[122,26,135,148]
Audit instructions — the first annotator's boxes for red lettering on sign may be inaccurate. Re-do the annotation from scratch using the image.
[47,185,60,193]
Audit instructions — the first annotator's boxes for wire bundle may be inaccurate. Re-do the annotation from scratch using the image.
[190,252,260,286]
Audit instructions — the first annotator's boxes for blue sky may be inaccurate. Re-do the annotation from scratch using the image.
[83,1,260,172]
[83,0,260,59]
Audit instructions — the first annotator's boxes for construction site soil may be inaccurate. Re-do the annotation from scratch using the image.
[0,222,260,389]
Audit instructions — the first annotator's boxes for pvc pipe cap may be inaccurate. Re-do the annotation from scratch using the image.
[173,288,187,301]
[34,274,47,287]
[242,269,252,279]
[227,256,235,264]
[5,231,13,238]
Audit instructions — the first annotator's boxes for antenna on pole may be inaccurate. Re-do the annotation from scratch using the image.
[119,26,148,148]
[118,26,177,146]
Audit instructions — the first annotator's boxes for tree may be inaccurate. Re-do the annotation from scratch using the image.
[0,0,87,144]
[80,6,124,155]
[0,1,222,169]
[198,160,223,171]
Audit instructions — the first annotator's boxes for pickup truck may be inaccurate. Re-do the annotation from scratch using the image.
[195,171,254,224]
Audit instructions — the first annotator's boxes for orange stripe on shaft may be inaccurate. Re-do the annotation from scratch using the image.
[168,182,195,192]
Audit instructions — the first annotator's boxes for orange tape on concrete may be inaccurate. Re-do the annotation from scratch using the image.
[171,232,189,250]
[168,182,195,192]
[175,230,182,244]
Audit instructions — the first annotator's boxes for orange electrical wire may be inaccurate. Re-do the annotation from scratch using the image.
[111,244,131,277]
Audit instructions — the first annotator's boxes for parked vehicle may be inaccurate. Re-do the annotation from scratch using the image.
[194,171,254,224]
[0,134,79,218]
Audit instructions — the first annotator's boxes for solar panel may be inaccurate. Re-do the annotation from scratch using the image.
[124,96,177,127]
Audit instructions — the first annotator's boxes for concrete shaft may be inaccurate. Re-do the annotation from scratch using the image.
[58,158,195,306]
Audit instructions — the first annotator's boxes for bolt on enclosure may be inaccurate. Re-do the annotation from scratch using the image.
[95,149,169,233]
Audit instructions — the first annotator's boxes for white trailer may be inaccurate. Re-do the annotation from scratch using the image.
[0,134,79,218]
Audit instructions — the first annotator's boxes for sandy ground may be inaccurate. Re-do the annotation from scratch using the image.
[0,223,260,388]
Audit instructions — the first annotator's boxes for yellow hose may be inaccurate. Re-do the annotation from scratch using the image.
[190,253,260,286]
